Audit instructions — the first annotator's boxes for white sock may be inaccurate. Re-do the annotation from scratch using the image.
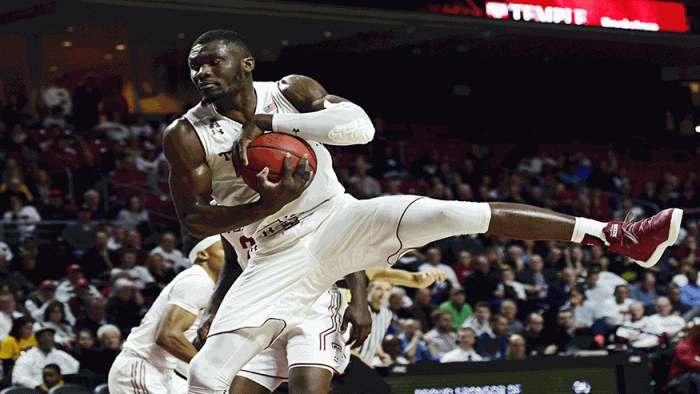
[571,217,607,244]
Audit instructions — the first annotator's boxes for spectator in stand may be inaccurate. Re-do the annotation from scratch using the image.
[0,293,23,340]
[67,278,97,322]
[522,312,556,356]
[141,253,176,302]
[74,298,108,338]
[645,296,686,342]
[35,363,64,394]
[29,169,55,207]
[105,225,126,251]
[517,254,557,302]
[39,189,75,238]
[110,249,154,290]
[54,264,102,306]
[94,111,129,144]
[599,284,634,330]
[550,309,593,355]
[105,278,144,337]
[11,323,79,389]
[0,245,35,298]
[69,328,100,379]
[450,250,475,288]
[494,334,527,361]
[146,159,170,197]
[347,155,382,199]
[582,269,608,306]
[630,271,659,309]
[465,254,500,305]
[117,229,148,266]
[149,232,190,273]
[546,267,579,310]
[60,206,98,258]
[418,246,461,303]
[476,314,509,359]
[499,299,524,336]
[423,309,458,358]
[81,189,110,221]
[387,288,413,332]
[24,280,75,327]
[0,316,36,380]
[372,335,409,367]
[673,235,700,269]
[79,230,118,281]
[41,301,75,349]
[1,195,41,242]
[72,74,101,132]
[440,327,483,362]
[438,288,472,331]
[396,318,437,364]
[0,175,34,210]
[462,301,494,338]
[494,267,527,302]
[128,114,155,140]
[114,195,150,233]
[666,320,700,393]
[616,300,658,349]
[667,283,693,316]
[407,288,437,333]
[560,286,597,332]
[109,157,148,201]
[93,324,122,381]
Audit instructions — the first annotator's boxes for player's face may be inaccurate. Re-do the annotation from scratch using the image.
[189,40,249,104]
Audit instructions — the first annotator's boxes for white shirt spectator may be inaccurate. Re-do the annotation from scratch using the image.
[461,316,494,338]
[616,316,659,348]
[54,280,103,304]
[149,246,191,273]
[12,346,79,388]
[417,262,461,292]
[110,266,155,290]
[423,330,458,357]
[600,297,634,327]
[495,280,527,301]
[2,205,41,240]
[0,241,14,261]
[645,313,686,338]
[0,310,23,340]
[440,348,483,363]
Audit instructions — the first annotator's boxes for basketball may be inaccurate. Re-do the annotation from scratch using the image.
[239,132,318,192]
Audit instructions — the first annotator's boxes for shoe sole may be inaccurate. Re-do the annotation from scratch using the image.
[635,208,683,268]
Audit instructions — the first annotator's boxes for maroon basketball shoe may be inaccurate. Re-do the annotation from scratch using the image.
[592,208,683,268]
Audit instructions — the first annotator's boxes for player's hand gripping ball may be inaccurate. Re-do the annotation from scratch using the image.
[239,132,318,192]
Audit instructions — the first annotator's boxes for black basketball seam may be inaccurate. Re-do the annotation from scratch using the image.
[245,146,317,168]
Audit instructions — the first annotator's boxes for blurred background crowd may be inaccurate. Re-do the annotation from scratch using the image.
[1,1,700,393]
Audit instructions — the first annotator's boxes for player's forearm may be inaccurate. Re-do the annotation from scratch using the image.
[181,199,277,238]
[156,332,198,363]
[271,101,374,145]
[345,271,368,307]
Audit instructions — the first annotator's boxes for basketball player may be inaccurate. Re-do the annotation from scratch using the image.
[220,231,445,394]
[161,30,683,394]
[107,236,224,394]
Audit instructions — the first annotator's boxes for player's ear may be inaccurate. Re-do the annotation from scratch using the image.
[242,57,255,73]
[196,249,209,262]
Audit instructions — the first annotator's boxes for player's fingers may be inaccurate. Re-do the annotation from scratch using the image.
[281,153,294,180]
[340,314,350,334]
[292,154,310,181]
[256,167,271,187]
[347,326,360,348]
[352,327,370,349]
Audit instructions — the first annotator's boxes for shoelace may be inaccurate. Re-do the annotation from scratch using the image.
[621,212,640,245]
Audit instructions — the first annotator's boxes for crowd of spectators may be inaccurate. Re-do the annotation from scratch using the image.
[0,81,699,393]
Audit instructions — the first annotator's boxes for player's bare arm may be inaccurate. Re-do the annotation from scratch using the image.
[196,235,243,346]
[155,304,199,363]
[163,119,309,238]
[233,74,374,168]
[365,268,447,289]
[342,271,372,349]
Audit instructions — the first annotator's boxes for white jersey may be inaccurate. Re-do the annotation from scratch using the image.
[182,81,345,237]
[121,265,214,371]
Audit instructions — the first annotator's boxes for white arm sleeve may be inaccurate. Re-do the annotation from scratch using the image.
[271,100,375,145]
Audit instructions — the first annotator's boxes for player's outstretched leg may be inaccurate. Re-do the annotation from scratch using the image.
[396,199,682,269]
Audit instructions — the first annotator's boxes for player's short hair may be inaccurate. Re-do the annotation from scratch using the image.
[193,30,252,57]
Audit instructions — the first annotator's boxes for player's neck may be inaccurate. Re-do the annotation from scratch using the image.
[214,83,257,124]
[197,261,219,283]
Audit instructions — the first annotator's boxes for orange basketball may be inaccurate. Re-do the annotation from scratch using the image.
[239,132,317,192]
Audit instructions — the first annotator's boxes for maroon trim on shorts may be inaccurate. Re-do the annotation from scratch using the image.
[318,291,340,351]
[207,318,288,349]
[239,369,289,380]
[386,197,425,265]
[289,363,342,376]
